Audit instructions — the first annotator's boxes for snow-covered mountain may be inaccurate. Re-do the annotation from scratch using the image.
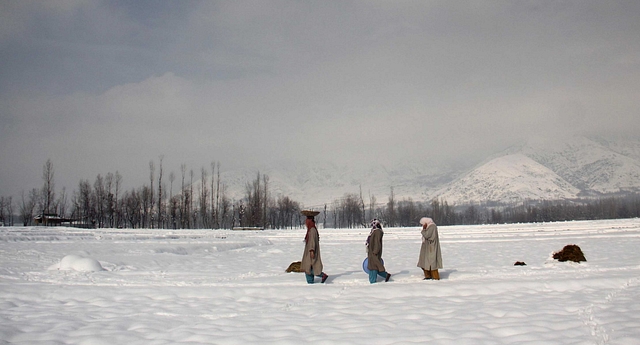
[520,136,640,194]
[218,136,640,206]
[430,136,640,205]
[432,154,581,205]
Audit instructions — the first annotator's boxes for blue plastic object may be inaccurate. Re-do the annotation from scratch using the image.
[362,258,384,274]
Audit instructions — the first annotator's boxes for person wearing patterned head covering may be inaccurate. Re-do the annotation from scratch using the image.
[417,217,443,280]
[366,219,390,283]
[300,212,328,284]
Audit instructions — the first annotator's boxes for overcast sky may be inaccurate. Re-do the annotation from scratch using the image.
[1,1,640,199]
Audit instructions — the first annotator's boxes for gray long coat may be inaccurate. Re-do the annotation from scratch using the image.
[367,228,386,272]
[301,226,323,275]
[417,223,443,270]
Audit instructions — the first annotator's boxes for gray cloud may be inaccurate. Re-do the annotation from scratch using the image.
[1,1,640,198]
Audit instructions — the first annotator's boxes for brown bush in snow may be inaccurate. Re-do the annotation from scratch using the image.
[553,244,586,263]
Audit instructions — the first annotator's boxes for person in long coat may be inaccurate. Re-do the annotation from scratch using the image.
[417,217,443,280]
[301,215,328,284]
[367,219,391,283]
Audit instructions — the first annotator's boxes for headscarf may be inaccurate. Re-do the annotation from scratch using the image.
[304,218,315,243]
[365,218,382,248]
[419,217,435,243]
[420,217,435,228]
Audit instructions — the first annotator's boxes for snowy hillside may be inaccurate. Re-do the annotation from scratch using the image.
[216,136,640,206]
[520,136,640,195]
[432,154,580,205]
[430,136,640,205]
[592,136,640,161]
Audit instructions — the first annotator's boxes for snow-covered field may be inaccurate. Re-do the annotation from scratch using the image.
[1,219,640,344]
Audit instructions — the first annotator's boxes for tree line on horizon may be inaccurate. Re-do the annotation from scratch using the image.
[1,159,640,229]
[317,188,640,228]
[0,159,301,230]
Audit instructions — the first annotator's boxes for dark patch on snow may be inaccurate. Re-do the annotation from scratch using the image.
[553,244,586,263]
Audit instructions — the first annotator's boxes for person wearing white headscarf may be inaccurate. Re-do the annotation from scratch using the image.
[366,219,390,283]
[417,217,443,280]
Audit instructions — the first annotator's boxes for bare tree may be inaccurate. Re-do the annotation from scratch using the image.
[77,179,93,227]
[369,193,377,221]
[263,174,269,229]
[200,167,209,228]
[94,174,106,228]
[359,185,365,226]
[169,195,179,229]
[149,160,155,228]
[386,187,396,227]
[6,196,13,226]
[397,197,420,227]
[169,171,175,228]
[20,189,38,226]
[105,173,114,227]
[169,172,175,200]
[114,171,122,228]
[157,156,164,228]
[41,159,55,215]
[323,204,327,229]
[332,200,339,228]
[141,185,152,228]
[190,169,195,228]
[0,197,7,226]
[244,172,266,227]
[57,187,68,219]
[210,162,219,229]
[124,188,142,228]
[180,164,187,228]
[216,162,221,228]
[339,193,363,228]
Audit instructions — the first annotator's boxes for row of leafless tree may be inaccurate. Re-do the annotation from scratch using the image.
[2,159,304,229]
[484,196,640,224]
[68,159,237,229]
[0,196,14,226]
[318,189,458,228]
[318,190,640,228]
[3,159,640,229]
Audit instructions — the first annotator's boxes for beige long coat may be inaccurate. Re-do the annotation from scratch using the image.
[367,228,386,272]
[417,223,443,270]
[301,226,323,275]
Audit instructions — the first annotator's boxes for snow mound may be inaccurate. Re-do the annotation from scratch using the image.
[49,254,105,272]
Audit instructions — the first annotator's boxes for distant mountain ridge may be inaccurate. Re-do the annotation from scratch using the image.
[432,136,640,205]
[220,160,463,208]
[219,136,640,207]
[432,153,581,205]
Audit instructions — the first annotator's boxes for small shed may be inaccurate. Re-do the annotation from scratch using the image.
[34,213,74,226]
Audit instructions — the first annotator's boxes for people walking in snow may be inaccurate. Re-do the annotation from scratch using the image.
[300,210,328,284]
[417,217,443,280]
[366,219,391,283]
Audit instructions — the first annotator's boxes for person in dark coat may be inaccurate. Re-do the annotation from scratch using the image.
[300,211,328,284]
[366,219,391,283]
